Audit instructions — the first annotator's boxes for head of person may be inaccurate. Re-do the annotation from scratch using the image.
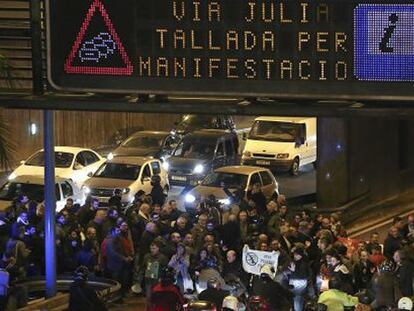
[184,233,193,245]
[293,247,305,261]
[86,227,97,240]
[398,297,413,311]
[259,264,274,281]
[207,277,220,289]
[408,215,414,226]
[198,214,208,228]
[169,200,177,211]
[176,243,186,256]
[113,188,122,198]
[119,221,129,234]
[108,208,118,219]
[65,198,74,208]
[160,266,176,286]
[266,201,277,213]
[18,211,29,224]
[199,248,208,260]
[270,238,281,251]
[393,216,404,229]
[150,242,160,256]
[152,204,162,215]
[258,234,268,244]
[74,266,89,281]
[228,214,237,223]
[18,194,29,204]
[390,226,399,238]
[321,217,331,229]
[238,210,248,223]
[378,260,395,274]
[176,216,187,229]
[91,198,99,210]
[145,222,157,234]
[360,250,369,262]
[26,225,36,236]
[140,203,151,215]
[317,238,330,251]
[279,205,288,216]
[326,249,340,267]
[222,296,238,311]
[259,242,268,251]
[56,213,65,225]
[111,226,121,238]
[226,250,237,264]
[328,275,342,290]
[170,232,181,244]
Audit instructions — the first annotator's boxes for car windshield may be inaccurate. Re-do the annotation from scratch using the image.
[178,115,214,127]
[173,137,215,159]
[121,134,163,148]
[0,182,45,202]
[249,121,301,142]
[202,172,248,188]
[25,151,74,168]
[94,163,141,180]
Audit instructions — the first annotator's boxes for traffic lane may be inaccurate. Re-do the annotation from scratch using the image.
[167,164,316,212]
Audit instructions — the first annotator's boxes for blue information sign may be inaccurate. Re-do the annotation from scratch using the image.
[355,4,414,81]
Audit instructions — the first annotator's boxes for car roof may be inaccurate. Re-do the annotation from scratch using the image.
[109,156,156,165]
[128,130,170,137]
[255,116,311,123]
[186,129,234,138]
[11,175,70,185]
[37,146,96,153]
[214,165,269,175]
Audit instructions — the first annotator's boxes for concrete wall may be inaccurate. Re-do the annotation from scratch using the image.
[2,108,180,166]
[317,118,414,209]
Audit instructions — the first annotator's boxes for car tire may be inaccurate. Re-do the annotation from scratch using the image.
[290,157,300,176]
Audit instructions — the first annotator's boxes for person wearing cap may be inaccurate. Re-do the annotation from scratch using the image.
[318,276,358,311]
[222,295,239,311]
[398,297,413,311]
[147,266,185,311]
[69,266,107,311]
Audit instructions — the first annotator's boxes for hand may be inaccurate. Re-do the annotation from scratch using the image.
[288,262,295,272]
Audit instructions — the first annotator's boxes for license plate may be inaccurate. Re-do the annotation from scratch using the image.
[93,196,109,203]
[256,160,271,165]
[171,175,187,181]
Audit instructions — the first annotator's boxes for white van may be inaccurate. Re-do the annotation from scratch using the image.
[241,117,317,175]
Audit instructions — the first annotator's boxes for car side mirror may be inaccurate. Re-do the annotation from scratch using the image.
[20,160,25,165]
[87,172,93,177]
[141,176,151,184]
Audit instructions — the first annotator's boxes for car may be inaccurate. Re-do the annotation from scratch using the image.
[110,131,180,160]
[241,117,317,175]
[93,126,144,157]
[171,114,236,136]
[82,156,169,206]
[164,130,239,187]
[8,146,105,188]
[184,165,279,209]
[0,175,86,212]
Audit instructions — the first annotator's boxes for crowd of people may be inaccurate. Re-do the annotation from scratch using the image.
[0,180,413,311]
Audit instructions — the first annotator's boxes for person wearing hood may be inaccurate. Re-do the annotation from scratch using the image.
[252,264,293,311]
[68,266,107,311]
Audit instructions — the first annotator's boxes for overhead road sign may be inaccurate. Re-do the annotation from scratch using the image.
[47,0,414,100]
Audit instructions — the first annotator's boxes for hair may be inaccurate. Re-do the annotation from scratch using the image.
[328,275,342,290]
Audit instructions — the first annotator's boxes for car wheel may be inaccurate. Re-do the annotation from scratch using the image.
[290,157,300,176]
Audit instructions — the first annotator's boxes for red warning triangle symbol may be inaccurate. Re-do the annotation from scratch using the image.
[64,0,133,75]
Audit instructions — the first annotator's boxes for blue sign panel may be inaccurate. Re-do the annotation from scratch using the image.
[355,4,414,81]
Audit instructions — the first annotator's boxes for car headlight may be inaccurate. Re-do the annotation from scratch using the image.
[82,186,91,194]
[243,151,252,158]
[277,153,289,159]
[107,152,114,160]
[185,194,196,203]
[218,198,231,205]
[193,164,204,174]
[8,173,16,181]
[162,161,170,171]
[122,188,130,194]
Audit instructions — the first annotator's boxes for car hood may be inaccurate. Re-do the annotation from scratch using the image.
[113,146,160,157]
[168,157,209,170]
[0,200,11,212]
[13,165,69,178]
[245,139,294,154]
[84,178,133,189]
[189,185,236,201]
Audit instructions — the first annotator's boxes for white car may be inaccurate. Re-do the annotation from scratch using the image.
[9,146,105,187]
[0,175,86,212]
[83,156,169,206]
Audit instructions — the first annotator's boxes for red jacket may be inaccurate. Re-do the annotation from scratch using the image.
[147,283,185,311]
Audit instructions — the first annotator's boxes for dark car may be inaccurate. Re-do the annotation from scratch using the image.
[171,114,236,136]
[164,130,239,187]
[110,131,180,160]
[93,126,144,157]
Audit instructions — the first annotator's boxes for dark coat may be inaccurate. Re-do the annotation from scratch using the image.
[69,280,107,311]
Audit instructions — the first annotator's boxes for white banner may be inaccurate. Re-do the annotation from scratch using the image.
[242,244,279,276]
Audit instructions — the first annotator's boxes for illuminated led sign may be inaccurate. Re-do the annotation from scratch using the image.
[47,0,414,100]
